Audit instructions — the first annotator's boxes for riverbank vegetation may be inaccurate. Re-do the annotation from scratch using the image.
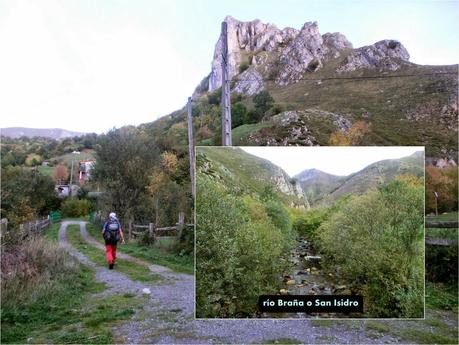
[196,147,426,318]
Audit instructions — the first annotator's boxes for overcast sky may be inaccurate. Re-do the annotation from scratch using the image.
[0,0,458,133]
[241,146,424,176]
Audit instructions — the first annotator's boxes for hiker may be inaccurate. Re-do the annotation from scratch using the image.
[101,212,125,269]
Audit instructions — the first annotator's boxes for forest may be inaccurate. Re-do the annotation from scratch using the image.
[195,148,425,318]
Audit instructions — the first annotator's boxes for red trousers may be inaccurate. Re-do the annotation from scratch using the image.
[105,244,117,264]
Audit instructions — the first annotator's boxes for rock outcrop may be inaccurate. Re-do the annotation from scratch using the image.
[208,16,285,91]
[270,165,310,209]
[337,40,410,73]
[233,68,264,95]
[204,16,409,94]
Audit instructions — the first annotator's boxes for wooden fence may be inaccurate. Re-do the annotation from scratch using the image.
[92,211,193,243]
[18,217,51,239]
[425,220,458,246]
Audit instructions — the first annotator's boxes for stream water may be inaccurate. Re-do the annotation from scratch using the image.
[261,237,353,318]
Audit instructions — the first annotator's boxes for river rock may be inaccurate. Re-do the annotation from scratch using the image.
[305,255,321,263]
[286,279,296,285]
[280,289,289,295]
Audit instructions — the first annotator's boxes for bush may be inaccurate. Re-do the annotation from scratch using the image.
[61,199,92,217]
[239,61,250,74]
[207,89,221,105]
[231,102,248,128]
[196,177,286,317]
[318,176,424,317]
[293,209,327,240]
[264,201,292,237]
[253,90,275,114]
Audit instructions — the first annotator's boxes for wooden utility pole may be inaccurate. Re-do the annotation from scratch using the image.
[221,21,232,146]
[187,97,196,198]
[69,158,74,197]
[434,191,439,216]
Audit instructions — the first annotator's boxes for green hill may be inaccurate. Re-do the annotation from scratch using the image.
[196,146,309,208]
[302,151,425,205]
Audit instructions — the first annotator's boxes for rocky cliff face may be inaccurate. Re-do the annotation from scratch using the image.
[270,165,310,209]
[204,16,410,94]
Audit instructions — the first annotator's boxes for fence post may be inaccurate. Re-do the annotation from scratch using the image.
[149,223,156,242]
[128,220,132,241]
[177,211,185,240]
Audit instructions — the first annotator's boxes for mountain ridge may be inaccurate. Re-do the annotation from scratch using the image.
[297,151,425,205]
[1,127,86,140]
[143,16,457,160]
[196,146,310,209]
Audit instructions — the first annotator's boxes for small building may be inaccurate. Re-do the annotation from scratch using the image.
[79,160,95,185]
[56,184,70,197]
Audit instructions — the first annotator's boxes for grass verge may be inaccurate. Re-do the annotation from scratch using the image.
[86,222,193,274]
[2,236,146,344]
[66,225,161,282]
[42,222,62,242]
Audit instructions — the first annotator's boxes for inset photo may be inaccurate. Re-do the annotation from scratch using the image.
[195,146,425,319]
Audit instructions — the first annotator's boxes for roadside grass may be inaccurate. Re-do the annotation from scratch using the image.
[85,222,193,275]
[426,211,458,222]
[426,212,458,240]
[0,222,149,344]
[42,222,62,242]
[395,328,458,344]
[1,262,103,344]
[426,228,458,240]
[426,282,458,311]
[66,225,161,282]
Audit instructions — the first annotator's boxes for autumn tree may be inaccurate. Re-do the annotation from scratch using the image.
[329,121,372,146]
[92,127,160,222]
[52,164,69,184]
[425,165,458,213]
[147,151,189,226]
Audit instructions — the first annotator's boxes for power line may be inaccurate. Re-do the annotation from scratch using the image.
[232,71,458,83]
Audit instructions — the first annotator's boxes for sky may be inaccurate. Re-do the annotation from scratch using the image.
[241,146,424,176]
[0,0,458,133]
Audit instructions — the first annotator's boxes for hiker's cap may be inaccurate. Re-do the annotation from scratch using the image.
[109,212,116,218]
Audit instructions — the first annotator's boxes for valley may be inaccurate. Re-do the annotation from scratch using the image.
[196,147,426,319]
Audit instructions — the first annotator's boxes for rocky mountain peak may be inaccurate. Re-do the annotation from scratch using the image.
[201,16,411,96]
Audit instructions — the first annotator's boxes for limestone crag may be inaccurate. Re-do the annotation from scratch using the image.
[270,165,310,209]
[208,16,287,91]
[276,22,352,85]
[233,68,264,96]
[337,40,410,73]
[204,16,409,94]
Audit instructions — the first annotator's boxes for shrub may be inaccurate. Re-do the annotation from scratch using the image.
[318,176,424,317]
[207,89,221,105]
[293,209,327,240]
[253,90,275,114]
[231,102,248,128]
[61,199,92,217]
[196,177,286,317]
[239,61,250,74]
[264,201,292,237]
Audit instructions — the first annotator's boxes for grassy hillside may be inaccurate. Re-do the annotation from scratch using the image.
[196,146,307,207]
[322,151,425,203]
